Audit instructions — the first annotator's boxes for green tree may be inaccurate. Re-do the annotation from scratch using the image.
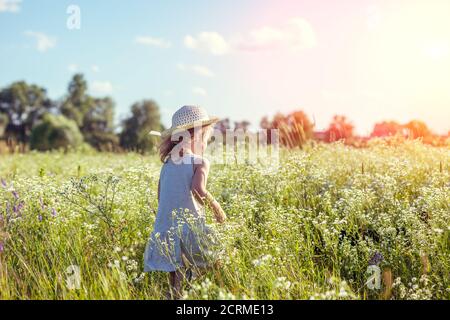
[81,97,115,133]
[120,100,162,153]
[0,81,53,142]
[0,113,8,137]
[60,74,119,151]
[61,73,89,127]
[81,97,119,151]
[30,114,83,151]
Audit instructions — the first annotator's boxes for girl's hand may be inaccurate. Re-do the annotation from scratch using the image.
[211,200,226,224]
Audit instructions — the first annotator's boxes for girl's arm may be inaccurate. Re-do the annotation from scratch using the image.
[192,159,226,223]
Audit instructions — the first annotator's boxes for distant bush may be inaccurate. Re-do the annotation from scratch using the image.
[30,114,84,151]
[84,131,121,152]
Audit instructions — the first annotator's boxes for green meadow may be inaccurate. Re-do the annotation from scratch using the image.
[0,141,449,299]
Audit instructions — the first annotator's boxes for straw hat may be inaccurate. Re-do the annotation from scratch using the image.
[149,105,219,137]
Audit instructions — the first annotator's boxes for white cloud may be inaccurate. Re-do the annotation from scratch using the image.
[135,36,171,48]
[177,63,214,77]
[234,18,317,52]
[91,81,113,95]
[184,18,316,55]
[184,32,230,55]
[0,0,21,13]
[192,87,207,96]
[422,41,450,60]
[67,64,101,73]
[24,31,56,52]
[67,64,78,73]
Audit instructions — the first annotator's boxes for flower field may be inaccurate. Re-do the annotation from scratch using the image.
[0,141,449,300]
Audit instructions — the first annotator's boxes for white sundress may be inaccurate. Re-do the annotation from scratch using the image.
[144,154,218,272]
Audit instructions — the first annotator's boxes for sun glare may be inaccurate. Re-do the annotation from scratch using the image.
[423,41,450,60]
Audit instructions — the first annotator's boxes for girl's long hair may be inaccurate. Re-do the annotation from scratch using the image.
[158,125,211,162]
[159,134,178,163]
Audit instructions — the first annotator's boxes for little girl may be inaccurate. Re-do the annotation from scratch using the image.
[144,105,226,299]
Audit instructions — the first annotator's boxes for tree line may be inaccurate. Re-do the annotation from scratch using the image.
[0,74,163,153]
[259,111,450,148]
[0,74,448,153]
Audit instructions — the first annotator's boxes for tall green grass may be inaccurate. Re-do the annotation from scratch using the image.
[0,141,449,299]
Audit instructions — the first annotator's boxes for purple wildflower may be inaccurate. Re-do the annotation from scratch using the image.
[12,191,19,199]
[369,252,383,265]
[51,208,57,217]
[1,178,6,188]
[38,215,43,222]
[13,202,24,214]
[0,242,4,253]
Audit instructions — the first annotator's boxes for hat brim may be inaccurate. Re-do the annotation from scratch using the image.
[160,117,219,138]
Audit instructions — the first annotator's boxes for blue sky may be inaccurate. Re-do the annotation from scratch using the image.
[1,0,449,134]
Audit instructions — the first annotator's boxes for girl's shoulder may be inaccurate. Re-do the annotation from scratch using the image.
[189,154,210,167]
[179,153,209,165]
[165,153,209,166]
